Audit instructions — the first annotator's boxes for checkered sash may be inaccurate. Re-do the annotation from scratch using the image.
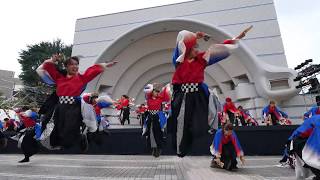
[59,96,76,104]
[181,83,199,93]
[148,110,159,115]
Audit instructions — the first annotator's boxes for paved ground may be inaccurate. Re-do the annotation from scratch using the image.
[0,154,302,180]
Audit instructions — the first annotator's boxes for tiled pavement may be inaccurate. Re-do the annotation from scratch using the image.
[0,154,302,180]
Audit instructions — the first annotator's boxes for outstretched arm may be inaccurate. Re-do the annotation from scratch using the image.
[203,26,253,66]
[36,54,64,84]
[234,25,253,40]
[82,61,117,84]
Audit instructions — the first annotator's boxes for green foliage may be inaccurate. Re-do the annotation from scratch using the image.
[18,39,72,86]
[14,39,72,108]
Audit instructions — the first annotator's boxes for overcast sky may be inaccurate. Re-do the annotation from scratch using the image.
[0,0,319,77]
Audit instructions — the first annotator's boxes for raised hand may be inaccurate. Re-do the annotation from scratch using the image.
[196,31,206,39]
[51,54,61,62]
[105,61,118,68]
[235,25,253,40]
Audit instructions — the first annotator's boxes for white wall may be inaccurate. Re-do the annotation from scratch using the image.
[73,0,287,70]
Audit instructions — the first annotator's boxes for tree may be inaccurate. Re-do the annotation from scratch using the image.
[18,39,72,86]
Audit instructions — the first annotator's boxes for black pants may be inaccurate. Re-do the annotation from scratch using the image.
[293,137,320,177]
[169,84,209,156]
[270,113,280,125]
[221,142,238,170]
[121,107,130,125]
[140,113,146,128]
[21,129,39,158]
[238,116,246,126]
[145,113,164,149]
[0,131,7,149]
[50,103,82,148]
[227,111,236,125]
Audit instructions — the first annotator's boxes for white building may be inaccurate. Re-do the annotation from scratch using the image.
[73,0,313,123]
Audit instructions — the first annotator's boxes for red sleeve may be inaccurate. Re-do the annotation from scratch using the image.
[223,39,237,44]
[82,94,91,104]
[159,89,170,103]
[223,104,228,113]
[43,62,63,81]
[81,65,104,84]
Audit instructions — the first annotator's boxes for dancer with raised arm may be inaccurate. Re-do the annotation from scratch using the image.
[143,83,171,157]
[168,26,252,157]
[17,55,117,163]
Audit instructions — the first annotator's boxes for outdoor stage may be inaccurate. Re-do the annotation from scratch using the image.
[1,125,298,156]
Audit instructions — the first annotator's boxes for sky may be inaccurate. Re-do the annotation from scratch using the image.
[0,0,319,77]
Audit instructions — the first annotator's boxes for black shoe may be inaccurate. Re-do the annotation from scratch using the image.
[80,134,88,153]
[154,148,161,158]
[279,156,287,163]
[18,157,30,163]
[152,148,156,157]
[177,153,186,158]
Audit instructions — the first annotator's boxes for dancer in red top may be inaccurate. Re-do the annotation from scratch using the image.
[115,95,131,125]
[169,26,252,157]
[136,104,148,127]
[143,83,171,157]
[36,55,117,152]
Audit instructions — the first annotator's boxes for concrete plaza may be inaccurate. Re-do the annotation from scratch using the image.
[0,154,299,180]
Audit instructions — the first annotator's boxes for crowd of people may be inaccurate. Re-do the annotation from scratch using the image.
[0,26,319,179]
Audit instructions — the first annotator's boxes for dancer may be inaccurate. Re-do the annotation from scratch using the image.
[35,55,117,152]
[237,106,258,126]
[0,123,7,149]
[210,123,245,171]
[304,96,320,119]
[288,115,320,179]
[169,26,252,157]
[136,104,148,128]
[223,97,245,126]
[143,83,171,157]
[262,101,289,126]
[116,95,131,125]
[13,109,42,163]
[82,93,114,144]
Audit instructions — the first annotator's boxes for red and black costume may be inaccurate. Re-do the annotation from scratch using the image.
[143,84,171,157]
[168,30,239,157]
[136,104,148,127]
[210,129,244,170]
[116,97,130,125]
[37,60,103,148]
